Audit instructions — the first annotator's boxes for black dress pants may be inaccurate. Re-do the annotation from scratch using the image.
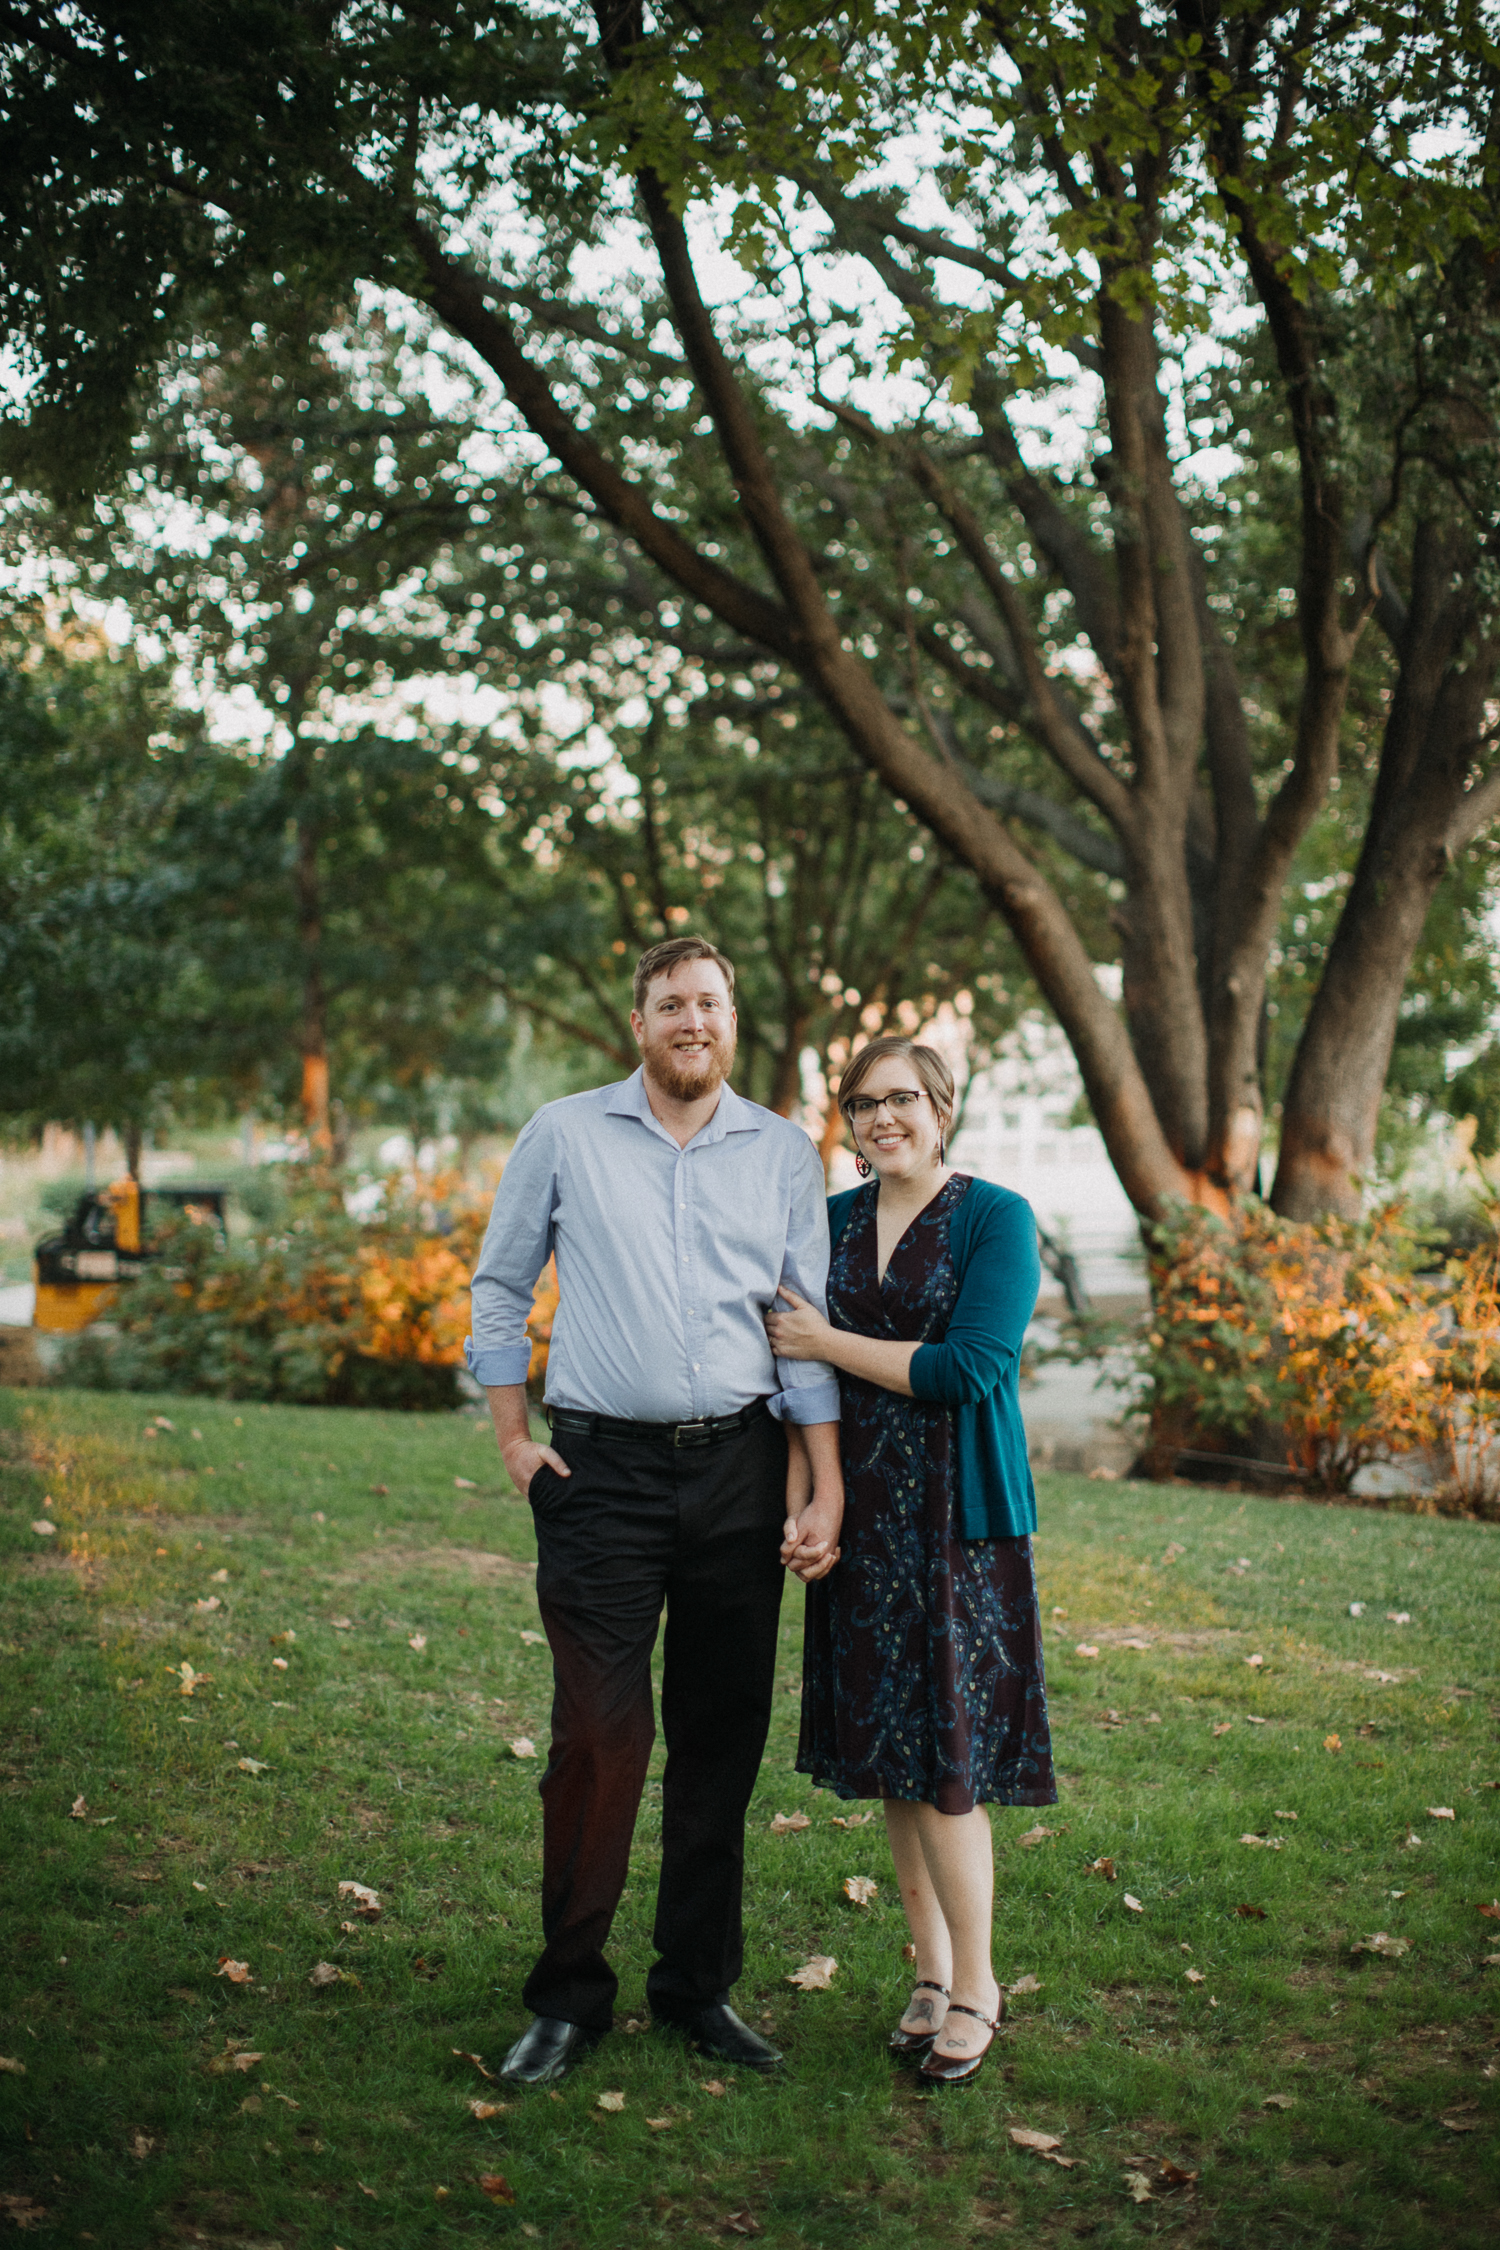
[520,1408,787,2033]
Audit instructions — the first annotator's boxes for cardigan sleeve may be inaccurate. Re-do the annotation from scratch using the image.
[908,1186,1040,1407]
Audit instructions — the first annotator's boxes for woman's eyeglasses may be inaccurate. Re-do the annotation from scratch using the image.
[844,1089,925,1121]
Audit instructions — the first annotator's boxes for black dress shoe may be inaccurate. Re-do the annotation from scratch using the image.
[658,2002,783,2073]
[496,2014,598,2087]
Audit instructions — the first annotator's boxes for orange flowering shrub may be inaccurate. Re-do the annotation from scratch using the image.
[58,1167,518,1408]
[1142,1200,1447,1492]
[1433,1241,1500,1520]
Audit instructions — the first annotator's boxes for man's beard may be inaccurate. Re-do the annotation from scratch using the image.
[643,1027,737,1102]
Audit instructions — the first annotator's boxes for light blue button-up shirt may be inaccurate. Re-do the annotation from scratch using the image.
[466,1068,840,1426]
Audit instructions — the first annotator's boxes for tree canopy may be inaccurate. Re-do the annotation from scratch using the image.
[5,2,1500,1213]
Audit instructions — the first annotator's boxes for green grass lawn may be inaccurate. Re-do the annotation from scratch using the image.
[1,1387,1497,2248]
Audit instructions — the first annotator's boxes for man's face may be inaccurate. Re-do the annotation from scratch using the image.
[631,959,737,1102]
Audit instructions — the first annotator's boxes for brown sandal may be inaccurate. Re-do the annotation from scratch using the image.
[888,1979,950,2061]
[917,1991,1006,2086]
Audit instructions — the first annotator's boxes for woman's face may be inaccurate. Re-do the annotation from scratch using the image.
[844,1058,944,1183]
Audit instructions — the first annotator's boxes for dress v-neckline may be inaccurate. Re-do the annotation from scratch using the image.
[871,1176,955,1287]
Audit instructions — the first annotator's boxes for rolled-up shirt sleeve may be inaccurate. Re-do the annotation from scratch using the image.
[465,1110,559,1388]
[774,1138,841,1425]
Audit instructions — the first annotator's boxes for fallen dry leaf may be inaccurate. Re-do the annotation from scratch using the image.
[1262,2093,1295,2110]
[338,1881,382,1921]
[0,2057,27,2076]
[129,2131,156,2160]
[1241,1834,1284,1850]
[331,1617,353,1631]
[1233,1903,1268,1920]
[1007,1973,1042,1996]
[230,2050,265,2074]
[519,1630,545,1646]
[30,1519,55,1537]
[168,1660,211,1697]
[0,2194,46,2228]
[478,2172,515,2206]
[309,1962,341,1988]
[1324,1733,1342,1752]
[769,1811,811,1834]
[1157,2160,1198,2189]
[1009,2127,1063,2154]
[1386,1610,1411,1624]
[1485,1955,1500,1969]
[507,1737,537,1760]
[1123,1893,1144,1913]
[1273,1809,1299,1821]
[468,2098,507,2121]
[725,2215,762,2237]
[1245,1713,1267,1725]
[370,1482,390,1496]
[902,1941,917,1962]
[1123,2169,1154,2204]
[646,2115,674,2131]
[1245,1653,1265,1669]
[786,1955,837,1991]
[1351,1932,1410,1959]
[1212,1722,1233,1737]
[843,1875,878,1905]
[1074,1643,1100,1659]
[69,1793,86,1819]
[194,1596,222,1614]
[455,1477,477,1490]
[701,2079,728,2098]
[1087,1856,1117,1881]
[215,1958,252,1984]
[272,1656,289,1671]
[1017,1825,1057,1847]
[1476,1900,1500,1920]
[358,2181,377,2197]
[209,1568,229,1583]
[1441,2115,1480,2133]
[408,1633,428,1652]
[1120,1637,1152,1651]
[453,2049,499,2083]
[1185,1968,1206,1984]
[830,1810,876,1827]
[270,1629,296,1645]
[596,2089,626,2113]
[1427,1806,1456,1821]
[237,1758,270,1776]
[1349,1601,1366,1616]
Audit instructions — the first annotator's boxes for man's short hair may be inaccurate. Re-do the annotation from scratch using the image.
[632,934,737,1014]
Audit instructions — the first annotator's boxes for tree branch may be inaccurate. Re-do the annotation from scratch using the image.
[408,221,796,661]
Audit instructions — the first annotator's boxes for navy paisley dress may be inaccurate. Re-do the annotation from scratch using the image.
[797,1175,1056,1812]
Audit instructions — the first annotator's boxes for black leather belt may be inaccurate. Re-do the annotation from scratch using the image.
[547,1399,769,1448]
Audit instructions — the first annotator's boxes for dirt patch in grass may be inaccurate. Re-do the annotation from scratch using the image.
[332,1541,536,1584]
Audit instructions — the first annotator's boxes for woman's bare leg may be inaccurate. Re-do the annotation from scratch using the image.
[910,1803,1001,2062]
[883,1798,951,2035]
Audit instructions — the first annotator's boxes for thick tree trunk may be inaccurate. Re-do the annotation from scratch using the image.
[294,818,331,1156]
[1273,545,1500,1218]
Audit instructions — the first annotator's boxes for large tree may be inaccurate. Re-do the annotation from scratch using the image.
[5,1,1500,1217]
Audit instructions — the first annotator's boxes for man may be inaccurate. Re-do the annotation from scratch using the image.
[467,934,844,2087]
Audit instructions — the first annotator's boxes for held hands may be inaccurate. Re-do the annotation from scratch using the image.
[500,1438,571,1500]
[779,1486,843,1584]
[765,1284,833,1361]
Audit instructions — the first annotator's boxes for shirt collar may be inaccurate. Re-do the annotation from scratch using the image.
[605,1066,766,1147]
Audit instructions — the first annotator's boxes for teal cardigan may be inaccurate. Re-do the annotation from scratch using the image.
[827,1177,1040,1542]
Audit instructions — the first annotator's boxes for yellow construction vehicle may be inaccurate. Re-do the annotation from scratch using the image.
[33,1179,228,1332]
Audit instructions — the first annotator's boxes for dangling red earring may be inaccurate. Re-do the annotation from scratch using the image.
[855,1150,872,1177]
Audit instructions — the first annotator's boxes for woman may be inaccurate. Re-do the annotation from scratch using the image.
[768,1035,1055,2087]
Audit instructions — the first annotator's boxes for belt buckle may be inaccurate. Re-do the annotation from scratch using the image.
[673,1420,709,1447]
